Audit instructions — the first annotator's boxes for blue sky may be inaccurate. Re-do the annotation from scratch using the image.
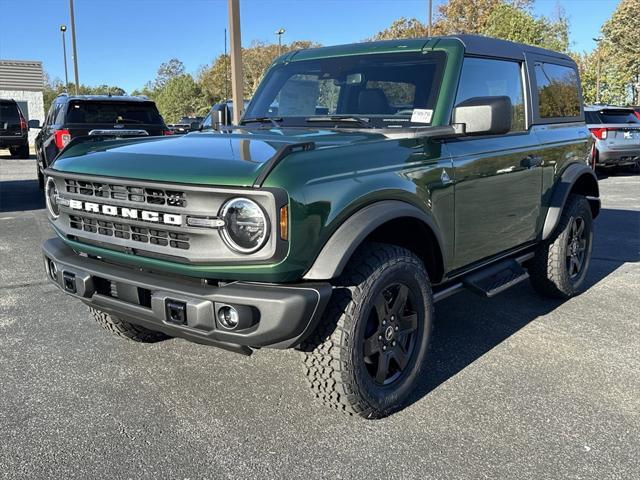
[0,0,620,93]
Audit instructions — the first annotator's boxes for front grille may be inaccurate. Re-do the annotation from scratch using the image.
[64,179,186,207]
[69,215,190,250]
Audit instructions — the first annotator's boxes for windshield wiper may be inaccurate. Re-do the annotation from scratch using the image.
[240,117,282,128]
[115,118,144,124]
[305,116,371,127]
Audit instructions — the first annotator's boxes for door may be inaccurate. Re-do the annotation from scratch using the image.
[447,57,543,269]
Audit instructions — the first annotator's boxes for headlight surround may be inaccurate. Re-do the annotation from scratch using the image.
[220,197,269,253]
[45,177,60,219]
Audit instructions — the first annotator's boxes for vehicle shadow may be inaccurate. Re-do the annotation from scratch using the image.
[0,179,44,213]
[406,207,639,408]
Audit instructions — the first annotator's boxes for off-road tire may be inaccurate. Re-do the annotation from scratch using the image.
[90,307,169,342]
[300,243,433,419]
[529,194,593,299]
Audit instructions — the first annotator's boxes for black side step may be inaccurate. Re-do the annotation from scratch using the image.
[462,259,529,298]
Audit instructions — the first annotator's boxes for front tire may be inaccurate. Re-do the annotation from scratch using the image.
[529,194,593,299]
[301,243,433,419]
[90,308,169,342]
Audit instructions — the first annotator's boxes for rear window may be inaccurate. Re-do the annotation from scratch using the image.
[534,63,581,119]
[65,101,163,125]
[586,109,639,124]
[0,102,20,122]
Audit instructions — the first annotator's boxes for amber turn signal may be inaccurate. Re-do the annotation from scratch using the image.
[279,205,289,240]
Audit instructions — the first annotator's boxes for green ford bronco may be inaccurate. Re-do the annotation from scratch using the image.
[42,35,599,418]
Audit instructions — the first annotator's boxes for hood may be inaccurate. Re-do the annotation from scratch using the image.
[51,128,385,187]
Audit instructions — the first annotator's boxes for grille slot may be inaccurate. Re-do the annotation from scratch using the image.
[65,179,186,207]
[69,215,189,250]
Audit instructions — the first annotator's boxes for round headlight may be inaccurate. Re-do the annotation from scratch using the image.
[220,197,269,253]
[45,177,60,219]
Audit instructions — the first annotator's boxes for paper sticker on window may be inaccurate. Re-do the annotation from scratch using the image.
[410,109,433,123]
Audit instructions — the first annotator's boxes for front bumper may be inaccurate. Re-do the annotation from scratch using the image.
[42,237,331,355]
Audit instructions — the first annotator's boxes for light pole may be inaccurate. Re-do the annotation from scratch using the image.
[69,0,80,94]
[428,0,432,36]
[228,0,244,124]
[276,28,285,56]
[60,25,69,92]
[592,37,602,104]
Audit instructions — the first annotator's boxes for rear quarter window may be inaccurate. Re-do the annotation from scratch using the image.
[534,63,581,119]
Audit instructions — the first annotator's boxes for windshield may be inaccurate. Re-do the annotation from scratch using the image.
[66,100,164,125]
[244,52,446,128]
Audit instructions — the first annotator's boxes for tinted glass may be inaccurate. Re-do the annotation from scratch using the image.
[454,57,526,131]
[0,102,20,123]
[245,52,446,127]
[534,63,581,118]
[65,101,164,125]
[591,109,639,124]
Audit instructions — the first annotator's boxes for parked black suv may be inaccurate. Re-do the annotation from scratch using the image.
[0,99,30,158]
[33,94,170,188]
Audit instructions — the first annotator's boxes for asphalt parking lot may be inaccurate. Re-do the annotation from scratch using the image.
[0,155,638,479]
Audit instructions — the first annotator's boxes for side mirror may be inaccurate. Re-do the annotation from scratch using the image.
[190,121,200,131]
[452,96,512,136]
[211,103,232,130]
[28,119,41,129]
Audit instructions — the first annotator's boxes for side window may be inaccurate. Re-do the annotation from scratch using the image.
[45,103,56,126]
[534,63,580,118]
[54,102,67,124]
[455,57,526,132]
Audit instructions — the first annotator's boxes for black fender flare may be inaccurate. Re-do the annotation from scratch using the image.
[542,162,600,240]
[303,200,445,280]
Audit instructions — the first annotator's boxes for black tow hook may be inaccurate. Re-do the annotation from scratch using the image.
[62,272,77,293]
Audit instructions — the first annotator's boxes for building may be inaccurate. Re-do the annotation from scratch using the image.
[0,59,45,144]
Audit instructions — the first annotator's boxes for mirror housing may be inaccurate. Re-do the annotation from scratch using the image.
[452,96,512,136]
[210,102,232,130]
[189,121,200,131]
[28,119,41,129]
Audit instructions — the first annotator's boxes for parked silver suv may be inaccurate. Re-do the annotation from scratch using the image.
[585,105,640,169]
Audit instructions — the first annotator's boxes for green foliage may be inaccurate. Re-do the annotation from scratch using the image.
[600,0,640,104]
[154,74,209,123]
[42,73,127,111]
[481,3,569,52]
[150,58,186,90]
[197,40,320,103]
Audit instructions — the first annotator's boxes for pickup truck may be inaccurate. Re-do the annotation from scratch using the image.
[41,35,599,418]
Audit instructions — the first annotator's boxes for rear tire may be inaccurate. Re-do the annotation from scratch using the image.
[90,307,170,342]
[301,243,433,419]
[529,194,593,299]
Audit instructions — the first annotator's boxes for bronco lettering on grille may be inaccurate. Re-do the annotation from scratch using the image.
[66,198,182,226]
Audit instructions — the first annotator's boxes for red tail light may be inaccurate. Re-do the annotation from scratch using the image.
[635,111,640,120]
[589,127,609,140]
[54,129,72,149]
[163,130,175,135]
[19,116,27,131]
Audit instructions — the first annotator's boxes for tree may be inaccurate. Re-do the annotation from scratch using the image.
[436,0,531,35]
[481,3,569,52]
[601,0,640,104]
[151,58,186,90]
[154,74,209,122]
[198,40,319,102]
[42,73,127,111]
[370,17,431,40]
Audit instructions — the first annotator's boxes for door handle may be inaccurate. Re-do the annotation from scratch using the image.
[521,155,543,168]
